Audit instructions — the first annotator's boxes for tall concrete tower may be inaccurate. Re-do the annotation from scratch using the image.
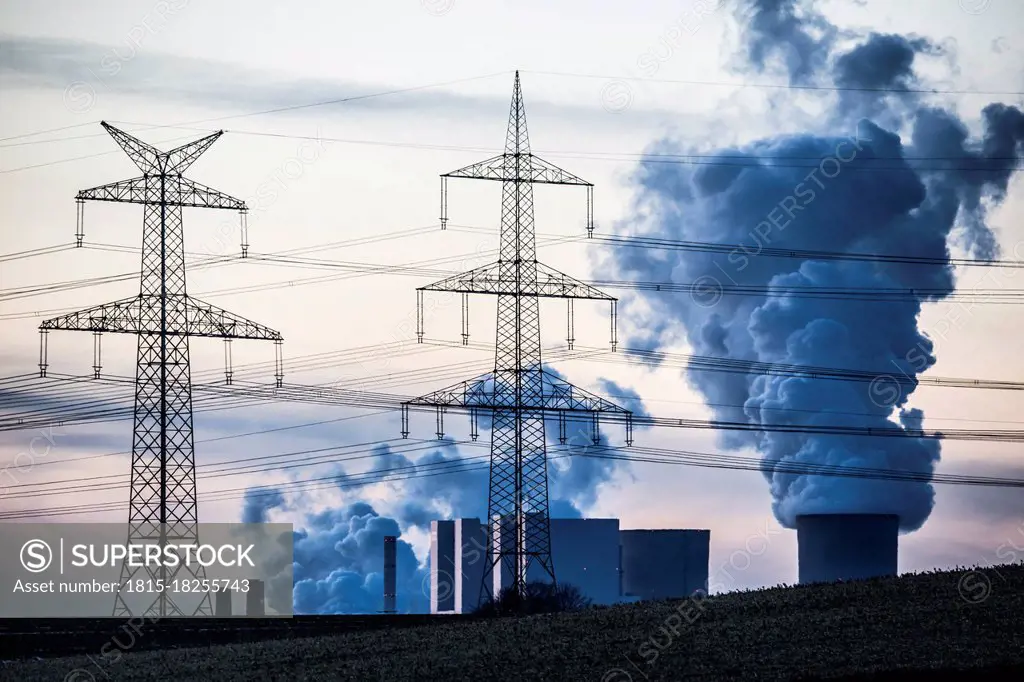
[246,579,266,617]
[383,535,397,614]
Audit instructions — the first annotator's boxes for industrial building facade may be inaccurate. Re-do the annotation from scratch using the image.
[620,529,711,601]
[429,518,710,614]
[796,513,899,585]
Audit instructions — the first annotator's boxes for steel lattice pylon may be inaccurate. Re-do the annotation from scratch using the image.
[37,123,284,617]
[400,73,633,607]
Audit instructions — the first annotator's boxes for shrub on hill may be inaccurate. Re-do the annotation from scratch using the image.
[473,580,592,616]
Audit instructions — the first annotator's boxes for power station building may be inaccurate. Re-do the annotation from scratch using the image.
[620,529,711,601]
[796,513,899,584]
[429,518,710,614]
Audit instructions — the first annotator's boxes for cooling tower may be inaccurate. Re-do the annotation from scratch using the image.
[796,513,898,585]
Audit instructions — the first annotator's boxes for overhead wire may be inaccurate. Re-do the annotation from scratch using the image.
[6,368,1024,442]
[0,226,582,308]
[0,442,498,520]
[2,327,1022,436]
[5,125,1023,176]
[0,72,514,149]
[4,438,1023,521]
[91,126,1024,173]
[4,231,1023,310]
[3,64,1019,152]
[520,69,1024,98]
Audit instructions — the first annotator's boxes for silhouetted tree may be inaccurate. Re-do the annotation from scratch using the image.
[473,581,592,616]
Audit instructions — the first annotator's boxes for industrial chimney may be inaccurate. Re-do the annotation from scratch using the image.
[796,513,898,585]
[246,579,266,617]
[215,589,232,617]
[383,535,397,614]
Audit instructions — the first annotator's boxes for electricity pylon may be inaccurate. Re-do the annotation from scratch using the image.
[37,123,284,617]
[400,72,632,606]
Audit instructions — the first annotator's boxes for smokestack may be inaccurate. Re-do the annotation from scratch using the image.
[383,535,397,614]
[797,513,898,585]
[215,589,232,617]
[246,578,265,617]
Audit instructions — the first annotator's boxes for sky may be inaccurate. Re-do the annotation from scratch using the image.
[1,0,1023,612]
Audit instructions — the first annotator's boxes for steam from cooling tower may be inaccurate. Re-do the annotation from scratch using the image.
[604,0,1024,532]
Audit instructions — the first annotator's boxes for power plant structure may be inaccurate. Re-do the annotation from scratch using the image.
[383,535,397,614]
[620,529,711,601]
[215,590,232,618]
[400,71,633,605]
[246,579,266,617]
[35,122,284,617]
[429,518,710,613]
[796,513,899,585]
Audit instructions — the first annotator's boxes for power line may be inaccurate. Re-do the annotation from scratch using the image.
[5,232,1023,308]
[3,330,1021,436]
[589,232,1024,269]
[228,252,1024,304]
[11,421,1024,500]
[0,228,582,310]
[6,64,1022,153]
[580,444,1023,487]
[0,132,209,175]
[6,369,1024,442]
[6,125,1023,176]
[0,437,440,499]
[522,69,1024,97]
[0,409,392,470]
[0,341,603,432]
[3,439,1021,521]
[0,253,240,301]
[9,123,1024,163]
[1,327,1018,431]
[0,71,512,154]
[0,443,497,520]
[0,244,78,263]
[132,127,1024,172]
[0,120,99,143]
[10,123,1024,165]
[0,222,452,303]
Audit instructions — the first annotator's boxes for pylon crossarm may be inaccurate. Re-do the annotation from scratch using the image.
[39,295,143,333]
[100,122,161,174]
[534,262,614,299]
[442,154,506,181]
[402,371,491,408]
[420,261,615,300]
[418,261,501,293]
[521,154,591,186]
[37,295,281,341]
[77,177,150,204]
[177,177,246,210]
[402,370,630,415]
[77,176,246,210]
[539,369,630,413]
[163,131,223,173]
[442,153,591,187]
[185,297,283,340]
